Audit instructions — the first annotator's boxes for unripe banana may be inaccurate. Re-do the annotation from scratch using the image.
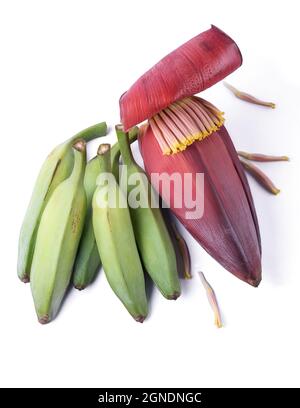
[17,122,107,283]
[73,127,139,290]
[116,125,181,300]
[72,155,103,290]
[30,140,87,324]
[92,144,148,322]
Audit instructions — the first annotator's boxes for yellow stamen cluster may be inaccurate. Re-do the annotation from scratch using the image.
[149,96,224,155]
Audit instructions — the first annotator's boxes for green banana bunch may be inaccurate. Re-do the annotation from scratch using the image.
[116,125,181,300]
[17,122,107,283]
[72,127,139,290]
[30,140,87,323]
[92,144,148,322]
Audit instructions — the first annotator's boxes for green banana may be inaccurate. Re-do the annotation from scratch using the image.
[17,122,107,283]
[72,127,139,290]
[30,140,87,324]
[116,125,181,300]
[72,154,103,290]
[92,144,148,322]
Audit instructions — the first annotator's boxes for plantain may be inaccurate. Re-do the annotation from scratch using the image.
[92,144,148,322]
[72,154,103,290]
[30,140,87,324]
[17,122,107,283]
[116,125,181,300]
[73,127,139,290]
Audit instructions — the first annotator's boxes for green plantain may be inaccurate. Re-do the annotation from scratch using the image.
[116,125,181,300]
[17,122,107,283]
[92,144,148,322]
[30,140,87,323]
[73,127,139,290]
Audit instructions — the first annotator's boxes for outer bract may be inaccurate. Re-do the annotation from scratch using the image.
[120,26,242,130]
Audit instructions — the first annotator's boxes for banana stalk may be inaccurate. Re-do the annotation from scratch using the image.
[116,125,181,299]
[30,140,87,323]
[73,127,139,290]
[92,144,148,322]
[18,122,107,283]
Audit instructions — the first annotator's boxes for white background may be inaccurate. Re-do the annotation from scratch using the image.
[0,0,299,388]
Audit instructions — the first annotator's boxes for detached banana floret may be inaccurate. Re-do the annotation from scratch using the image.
[30,140,87,324]
[116,125,181,300]
[17,122,107,283]
[92,144,148,322]
[73,127,139,290]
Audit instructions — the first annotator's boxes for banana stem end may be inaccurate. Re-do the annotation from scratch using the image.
[38,315,50,325]
[73,139,86,152]
[97,143,111,156]
[134,315,146,323]
[74,284,86,291]
[166,291,181,300]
